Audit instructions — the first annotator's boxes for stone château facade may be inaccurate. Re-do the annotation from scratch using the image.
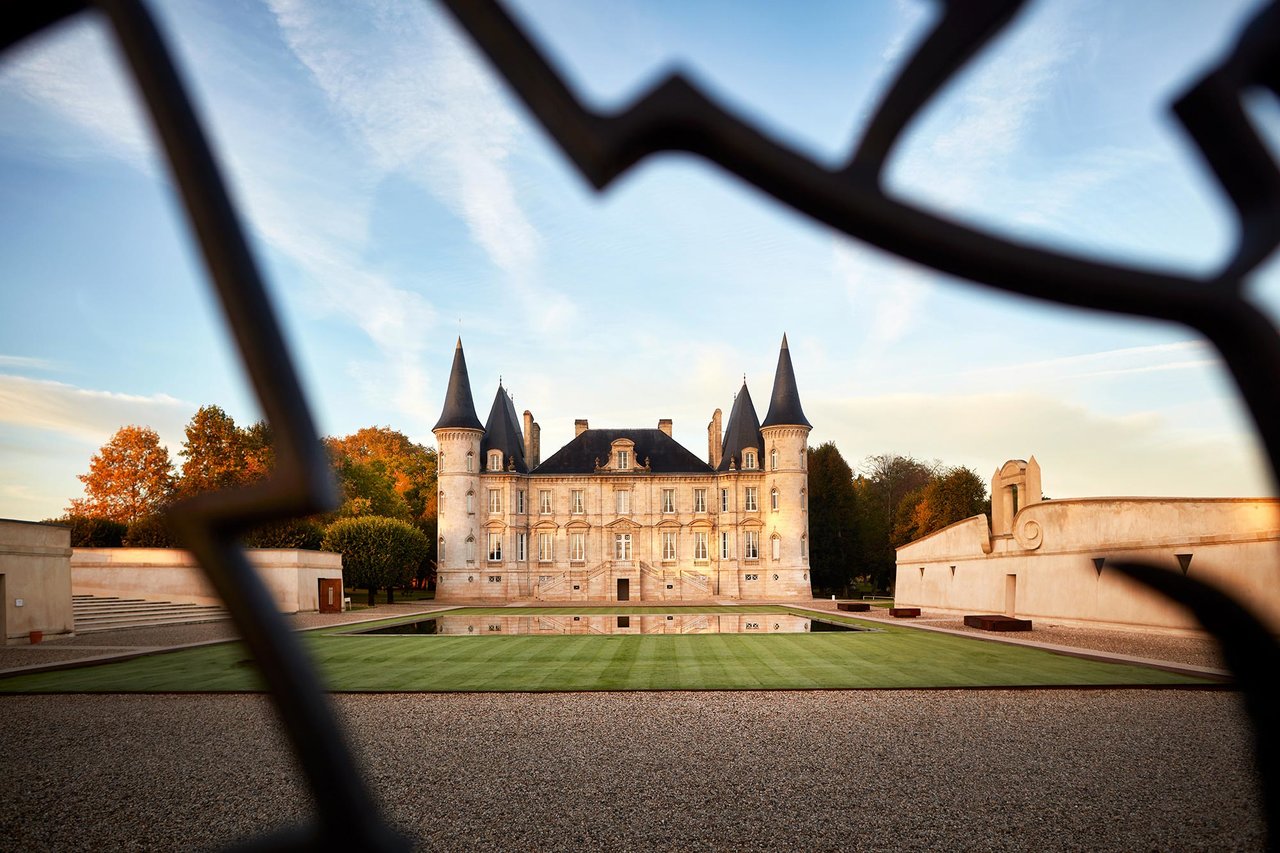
[433,336,814,601]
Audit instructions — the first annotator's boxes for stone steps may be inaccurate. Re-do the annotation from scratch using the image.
[72,595,231,633]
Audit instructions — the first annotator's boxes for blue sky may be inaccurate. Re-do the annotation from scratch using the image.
[2,0,1278,521]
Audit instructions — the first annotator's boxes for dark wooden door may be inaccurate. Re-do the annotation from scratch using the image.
[617,578,629,601]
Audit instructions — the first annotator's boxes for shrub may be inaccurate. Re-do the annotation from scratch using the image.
[322,516,429,605]
[43,515,127,548]
[243,518,325,550]
[123,514,178,548]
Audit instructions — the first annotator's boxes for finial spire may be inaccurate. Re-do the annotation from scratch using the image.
[433,338,483,431]
[762,333,811,428]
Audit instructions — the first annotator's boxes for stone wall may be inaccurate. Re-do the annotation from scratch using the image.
[71,548,343,613]
[894,498,1280,634]
[0,519,74,641]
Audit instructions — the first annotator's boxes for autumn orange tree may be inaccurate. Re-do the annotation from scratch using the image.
[178,404,249,495]
[68,425,176,524]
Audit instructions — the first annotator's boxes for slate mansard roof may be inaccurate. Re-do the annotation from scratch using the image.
[535,429,714,475]
[761,333,811,429]
[481,383,529,473]
[432,338,483,431]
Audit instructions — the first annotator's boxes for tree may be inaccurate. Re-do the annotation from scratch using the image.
[806,442,860,595]
[68,426,176,524]
[178,405,247,496]
[852,453,938,590]
[322,516,429,605]
[892,466,990,546]
[43,515,126,547]
[326,427,438,520]
[242,419,274,482]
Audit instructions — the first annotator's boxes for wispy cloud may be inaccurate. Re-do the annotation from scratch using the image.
[0,355,59,371]
[0,373,192,447]
[952,340,1216,384]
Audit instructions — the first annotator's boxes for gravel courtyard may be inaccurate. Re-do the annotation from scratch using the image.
[0,689,1263,851]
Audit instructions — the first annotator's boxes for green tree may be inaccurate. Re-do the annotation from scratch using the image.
[322,516,429,605]
[326,427,438,520]
[43,515,127,547]
[178,405,247,496]
[68,425,176,524]
[806,442,860,595]
[853,453,938,590]
[892,466,990,546]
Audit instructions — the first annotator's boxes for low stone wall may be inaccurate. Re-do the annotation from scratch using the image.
[1,519,75,641]
[71,548,343,613]
[895,498,1280,635]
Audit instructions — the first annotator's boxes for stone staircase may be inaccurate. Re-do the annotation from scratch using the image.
[72,594,231,633]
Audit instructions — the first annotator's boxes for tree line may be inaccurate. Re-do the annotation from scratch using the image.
[806,443,990,595]
[49,405,439,605]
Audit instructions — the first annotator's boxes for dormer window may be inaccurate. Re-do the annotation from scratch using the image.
[616,450,630,470]
[488,450,502,471]
[743,449,757,469]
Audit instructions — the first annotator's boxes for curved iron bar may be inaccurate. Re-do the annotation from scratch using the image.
[438,0,1280,492]
[1110,562,1280,836]
[0,1,405,849]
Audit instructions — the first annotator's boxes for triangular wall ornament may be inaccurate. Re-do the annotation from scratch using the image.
[950,565,957,578]
[919,566,926,579]
[1092,557,1106,577]
[1176,553,1194,575]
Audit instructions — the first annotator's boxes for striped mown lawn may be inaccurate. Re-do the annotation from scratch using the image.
[0,608,1214,692]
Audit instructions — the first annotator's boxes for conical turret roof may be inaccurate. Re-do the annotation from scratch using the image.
[432,338,483,431]
[480,382,528,473]
[717,381,764,471]
[762,333,811,428]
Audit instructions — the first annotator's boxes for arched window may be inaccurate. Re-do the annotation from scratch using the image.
[801,535,807,559]
[743,449,757,469]
[488,450,502,471]
[465,451,474,472]
[465,536,476,562]
[801,489,807,510]
[771,534,781,561]
[438,537,445,561]
[466,490,475,514]
[770,487,779,511]
[770,448,777,470]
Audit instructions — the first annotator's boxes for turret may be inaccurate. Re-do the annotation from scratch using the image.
[432,338,484,598]
[760,334,813,597]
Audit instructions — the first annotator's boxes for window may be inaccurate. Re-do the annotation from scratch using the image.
[662,531,677,561]
[801,535,807,559]
[720,488,730,512]
[487,575,502,583]
[614,533,632,561]
[616,490,630,514]
[745,531,759,560]
[488,450,502,471]
[538,533,554,562]
[466,491,475,514]
[465,451,474,472]
[488,488,501,513]
[662,489,675,513]
[571,489,584,514]
[744,487,758,512]
[488,532,502,562]
[801,489,807,510]
[770,448,777,470]
[466,536,476,562]
[517,532,527,562]
[539,489,552,514]
[694,488,707,513]
[720,531,732,560]
[616,449,630,469]
[438,537,445,561]
[743,449,757,469]
[771,535,781,561]
[570,532,585,562]
[694,531,708,561]
[770,487,779,511]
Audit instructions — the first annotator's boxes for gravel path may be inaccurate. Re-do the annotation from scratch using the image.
[0,690,1262,851]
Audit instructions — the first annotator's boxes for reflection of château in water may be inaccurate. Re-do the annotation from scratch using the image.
[364,614,865,636]
[433,335,815,602]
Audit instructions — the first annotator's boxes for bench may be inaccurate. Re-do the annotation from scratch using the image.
[837,602,871,612]
[889,607,920,618]
[963,614,1033,632]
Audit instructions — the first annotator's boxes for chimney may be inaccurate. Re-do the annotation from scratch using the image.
[575,419,589,437]
[658,418,672,437]
[708,408,723,468]
[523,410,535,462]
[532,422,541,467]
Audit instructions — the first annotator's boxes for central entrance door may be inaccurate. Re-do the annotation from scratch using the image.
[617,578,630,601]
